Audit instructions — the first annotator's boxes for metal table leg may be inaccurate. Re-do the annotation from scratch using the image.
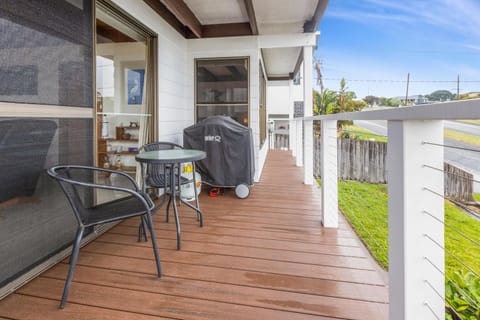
[169,163,181,250]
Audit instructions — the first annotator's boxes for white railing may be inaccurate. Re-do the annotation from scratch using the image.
[291,98,480,320]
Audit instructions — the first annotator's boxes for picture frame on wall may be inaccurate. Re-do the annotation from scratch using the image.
[127,69,144,105]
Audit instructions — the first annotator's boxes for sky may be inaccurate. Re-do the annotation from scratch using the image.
[314,0,480,99]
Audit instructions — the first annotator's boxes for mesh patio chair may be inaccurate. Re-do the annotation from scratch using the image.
[47,165,162,309]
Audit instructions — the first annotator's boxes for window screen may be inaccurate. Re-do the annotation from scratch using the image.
[0,0,93,107]
[0,118,93,287]
[196,58,249,126]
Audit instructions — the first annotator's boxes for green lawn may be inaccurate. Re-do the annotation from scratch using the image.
[342,125,480,149]
[474,193,480,202]
[332,179,480,277]
[342,125,388,143]
[445,201,480,277]
[457,120,480,126]
[444,129,480,148]
[337,180,389,268]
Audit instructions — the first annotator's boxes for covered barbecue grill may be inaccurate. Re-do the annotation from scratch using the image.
[183,115,254,198]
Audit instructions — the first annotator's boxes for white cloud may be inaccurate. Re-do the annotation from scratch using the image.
[327,0,480,38]
[326,9,414,24]
[319,0,480,97]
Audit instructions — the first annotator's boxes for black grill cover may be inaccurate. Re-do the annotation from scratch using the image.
[183,116,254,187]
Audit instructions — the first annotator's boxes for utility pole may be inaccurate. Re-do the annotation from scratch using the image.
[405,73,410,106]
[457,74,460,99]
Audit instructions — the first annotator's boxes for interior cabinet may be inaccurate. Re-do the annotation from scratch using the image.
[97,115,140,173]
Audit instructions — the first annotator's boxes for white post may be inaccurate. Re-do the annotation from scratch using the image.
[290,119,297,156]
[288,79,295,152]
[303,46,313,184]
[304,120,313,184]
[321,120,338,228]
[388,120,444,320]
[296,119,303,166]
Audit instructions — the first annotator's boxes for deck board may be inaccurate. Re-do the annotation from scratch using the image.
[0,150,388,319]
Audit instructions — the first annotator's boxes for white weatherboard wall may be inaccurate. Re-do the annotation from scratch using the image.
[267,80,290,115]
[187,37,265,182]
[267,79,302,114]
[112,0,191,145]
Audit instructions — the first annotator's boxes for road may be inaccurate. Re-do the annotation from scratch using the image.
[354,120,480,192]
[444,121,480,136]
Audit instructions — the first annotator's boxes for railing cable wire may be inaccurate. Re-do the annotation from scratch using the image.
[424,234,480,278]
[423,164,480,185]
[423,187,446,200]
[424,279,464,319]
[422,141,480,153]
[425,255,480,310]
[423,210,480,247]
[423,301,441,320]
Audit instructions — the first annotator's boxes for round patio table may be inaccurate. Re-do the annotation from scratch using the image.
[136,149,206,250]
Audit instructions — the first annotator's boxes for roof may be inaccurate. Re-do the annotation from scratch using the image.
[144,0,329,79]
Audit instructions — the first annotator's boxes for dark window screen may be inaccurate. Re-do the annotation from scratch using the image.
[196,58,249,126]
[0,0,93,107]
[0,118,93,287]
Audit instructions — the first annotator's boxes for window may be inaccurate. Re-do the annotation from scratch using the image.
[196,58,249,126]
[0,0,94,292]
[95,2,155,198]
[0,0,93,106]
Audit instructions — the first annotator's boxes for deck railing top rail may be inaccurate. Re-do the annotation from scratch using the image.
[303,98,480,121]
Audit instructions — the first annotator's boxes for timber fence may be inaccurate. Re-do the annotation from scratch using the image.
[313,136,474,202]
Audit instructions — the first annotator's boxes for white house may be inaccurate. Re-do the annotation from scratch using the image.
[0,0,328,306]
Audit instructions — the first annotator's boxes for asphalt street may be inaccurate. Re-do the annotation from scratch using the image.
[354,120,480,192]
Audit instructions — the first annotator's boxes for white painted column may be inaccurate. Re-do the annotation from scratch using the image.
[303,120,313,184]
[288,79,295,152]
[321,120,338,227]
[388,120,444,320]
[296,119,303,166]
[290,119,297,156]
[303,46,313,184]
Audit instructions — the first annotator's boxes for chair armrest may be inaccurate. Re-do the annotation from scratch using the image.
[60,177,153,212]
[49,165,139,191]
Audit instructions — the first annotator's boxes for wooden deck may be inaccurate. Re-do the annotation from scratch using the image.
[0,150,388,319]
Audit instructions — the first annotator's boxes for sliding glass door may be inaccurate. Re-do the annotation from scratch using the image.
[0,0,94,294]
[95,2,156,202]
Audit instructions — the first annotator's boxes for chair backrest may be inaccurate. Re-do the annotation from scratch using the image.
[140,142,183,179]
[47,165,94,226]
[0,119,57,202]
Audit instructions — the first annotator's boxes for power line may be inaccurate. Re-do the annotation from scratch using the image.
[320,78,480,83]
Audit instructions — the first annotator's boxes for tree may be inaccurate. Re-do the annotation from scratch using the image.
[426,90,453,102]
[364,95,381,106]
[383,97,401,107]
[347,99,368,111]
[324,79,366,128]
[313,89,321,115]
[458,92,480,100]
[313,88,336,115]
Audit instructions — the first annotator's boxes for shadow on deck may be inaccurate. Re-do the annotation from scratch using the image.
[0,150,388,319]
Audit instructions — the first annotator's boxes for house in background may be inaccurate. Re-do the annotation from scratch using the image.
[398,94,429,105]
[266,66,304,149]
[0,0,328,303]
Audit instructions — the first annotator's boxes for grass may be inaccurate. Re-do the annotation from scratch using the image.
[445,201,480,277]
[444,129,480,148]
[474,193,480,202]
[458,120,480,126]
[337,180,389,268]
[341,125,388,143]
[329,179,480,277]
[341,125,480,150]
